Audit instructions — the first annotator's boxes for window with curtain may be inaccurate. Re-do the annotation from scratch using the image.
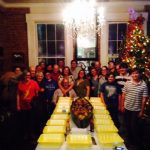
[37,23,65,65]
[108,23,127,61]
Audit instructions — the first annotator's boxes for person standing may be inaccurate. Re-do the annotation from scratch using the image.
[58,59,65,74]
[115,63,131,90]
[51,64,61,82]
[35,71,45,134]
[90,68,99,97]
[44,72,58,118]
[17,71,39,140]
[115,63,131,134]
[70,60,82,80]
[100,73,122,128]
[121,68,148,148]
[29,66,36,80]
[74,69,90,98]
[94,61,101,75]
[108,60,118,76]
[98,66,108,97]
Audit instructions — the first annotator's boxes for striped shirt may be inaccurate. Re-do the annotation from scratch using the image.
[123,80,148,111]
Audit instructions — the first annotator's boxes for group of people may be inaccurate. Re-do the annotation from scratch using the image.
[0,59,149,149]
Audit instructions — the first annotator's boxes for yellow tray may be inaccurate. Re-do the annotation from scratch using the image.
[94,118,114,125]
[92,105,106,110]
[51,114,69,120]
[38,133,65,146]
[43,126,66,134]
[95,124,118,133]
[54,108,70,114]
[46,119,66,126]
[67,134,92,147]
[93,109,109,114]
[91,102,105,106]
[90,97,102,101]
[58,97,72,101]
[56,105,70,109]
[97,133,124,148]
[57,102,71,107]
[94,114,111,119]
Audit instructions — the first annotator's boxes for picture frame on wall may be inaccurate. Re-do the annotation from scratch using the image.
[12,52,24,64]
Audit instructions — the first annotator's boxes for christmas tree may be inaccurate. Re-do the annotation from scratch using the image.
[119,9,150,81]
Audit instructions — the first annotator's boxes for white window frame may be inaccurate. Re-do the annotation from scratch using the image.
[108,22,127,61]
[26,13,74,67]
[37,23,65,64]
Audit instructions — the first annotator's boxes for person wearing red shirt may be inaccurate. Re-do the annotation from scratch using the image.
[17,71,39,140]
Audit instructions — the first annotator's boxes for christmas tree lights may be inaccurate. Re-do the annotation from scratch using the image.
[119,9,150,81]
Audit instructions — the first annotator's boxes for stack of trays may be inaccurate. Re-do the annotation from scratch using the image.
[89,97,108,115]
[54,97,72,114]
[95,124,118,133]
[38,133,65,147]
[51,114,69,120]
[89,97,124,148]
[46,119,67,126]
[66,134,92,150]
[54,105,70,114]
[97,133,124,148]
[37,97,72,148]
[43,126,66,134]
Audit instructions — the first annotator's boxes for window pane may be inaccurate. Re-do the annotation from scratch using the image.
[38,41,46,56]
[37,24,46,40]
[109,24,117,40]
[118,41,122,50]
[56,24,64,40]
[48,41,55,56]
[118,24,127,40]
[109,41,117,54]
[57,41,65,56]
[47,25,55,40]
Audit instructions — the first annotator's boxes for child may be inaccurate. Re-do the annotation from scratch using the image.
[121,68,148,146]
[100,72,122,128]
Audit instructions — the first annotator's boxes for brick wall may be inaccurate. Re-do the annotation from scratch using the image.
[0,7,30,73]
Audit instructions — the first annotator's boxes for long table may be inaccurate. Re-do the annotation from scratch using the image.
[36,97,127,150]
[35,119,127,150]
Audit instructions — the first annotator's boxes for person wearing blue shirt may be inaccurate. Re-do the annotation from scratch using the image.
[100,72,122,128]
[44,72,58,118]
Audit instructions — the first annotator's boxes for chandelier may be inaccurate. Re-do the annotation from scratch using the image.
[63,0,105,38]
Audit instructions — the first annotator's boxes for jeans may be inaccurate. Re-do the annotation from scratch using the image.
[124,109,141,145]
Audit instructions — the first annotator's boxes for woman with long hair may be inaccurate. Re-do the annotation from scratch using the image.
[74,69,90,98]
